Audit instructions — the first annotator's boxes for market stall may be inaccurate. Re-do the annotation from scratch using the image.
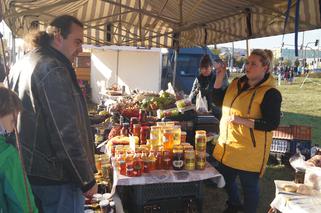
[84,85,223,212]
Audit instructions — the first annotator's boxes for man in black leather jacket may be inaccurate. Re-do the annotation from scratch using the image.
[6,15,97,212]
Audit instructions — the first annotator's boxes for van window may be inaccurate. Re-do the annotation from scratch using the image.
[177,54,201,75]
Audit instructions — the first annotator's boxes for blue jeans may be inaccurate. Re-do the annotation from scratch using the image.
[32,183,85,213]
[218,163,260,213]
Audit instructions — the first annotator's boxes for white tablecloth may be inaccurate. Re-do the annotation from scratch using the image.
[114,162,225,188]
[270,180,321,213]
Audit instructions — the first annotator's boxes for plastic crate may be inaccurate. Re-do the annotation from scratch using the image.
[270,139,291,153]
[291,125,312,141]
[269,152,291,165]
[119,181,203,213]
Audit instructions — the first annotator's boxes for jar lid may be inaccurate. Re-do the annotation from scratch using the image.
[151,126,161,129]
[195,130,206,135]
[163,129,174,133]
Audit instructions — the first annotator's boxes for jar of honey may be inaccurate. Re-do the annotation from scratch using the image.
[173,125,181,145]
[195,130,207,153]
[172,145,184,170]
[162,150,172,170]
[195,151,206,170]
[148,151,157,171]
[150,126,161,147]
[184,150,195,170]
[162,129,174,151]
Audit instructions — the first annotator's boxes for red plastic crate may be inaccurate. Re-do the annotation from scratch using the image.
[272,126,293,140]
[291,125,312,141]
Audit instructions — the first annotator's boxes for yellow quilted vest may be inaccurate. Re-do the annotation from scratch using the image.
[213,74,276,176]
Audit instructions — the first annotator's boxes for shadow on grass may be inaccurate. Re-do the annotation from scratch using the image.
[203,164,293,213]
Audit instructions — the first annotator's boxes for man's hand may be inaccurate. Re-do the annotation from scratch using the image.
[83,183,98,198]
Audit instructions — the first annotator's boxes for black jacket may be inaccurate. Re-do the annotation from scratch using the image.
[189,71,228,112]
[7,46,96,191]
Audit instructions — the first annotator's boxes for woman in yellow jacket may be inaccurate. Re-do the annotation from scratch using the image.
[212,49,282,213]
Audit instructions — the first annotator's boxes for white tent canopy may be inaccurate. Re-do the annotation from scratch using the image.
[0,0,320,48]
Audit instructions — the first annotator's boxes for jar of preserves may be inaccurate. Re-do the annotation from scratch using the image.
[294,167,305,184]
[125,152,134,177]
[173,125,181,145]
[184,150,195,170]
[140,126,150,145]
[162,150,172,170]
[162,129,174,151]
[195,130,207,153]
[195,151,206,170]
[172,145,184,170]
[148,151,157,171]
[150,126,161,147]
[133,153,143,176]
[117,153,126,176]
[155,150,163,170]
[141,151,149,173]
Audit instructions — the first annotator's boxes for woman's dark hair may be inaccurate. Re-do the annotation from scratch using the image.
[0,87,23,117]
[32,15,83,48]
[199,54,213,68]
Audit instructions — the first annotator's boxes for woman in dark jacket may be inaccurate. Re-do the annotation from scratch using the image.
[189,54,227,118]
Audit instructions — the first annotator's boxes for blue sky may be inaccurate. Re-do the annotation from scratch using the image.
[217,29,321,50]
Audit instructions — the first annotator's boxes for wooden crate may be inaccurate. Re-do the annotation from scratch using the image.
[291,125,312,141]
[272,126,293,140]
[272,125,312,141]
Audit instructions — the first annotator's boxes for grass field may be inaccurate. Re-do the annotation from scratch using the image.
[278,76,321,145]
[202,75,321,213]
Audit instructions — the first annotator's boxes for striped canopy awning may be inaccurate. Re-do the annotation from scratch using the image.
[0,0,320,48]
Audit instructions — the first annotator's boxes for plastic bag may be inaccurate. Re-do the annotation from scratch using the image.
[195,92,208,113]
[166,82,176,96]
